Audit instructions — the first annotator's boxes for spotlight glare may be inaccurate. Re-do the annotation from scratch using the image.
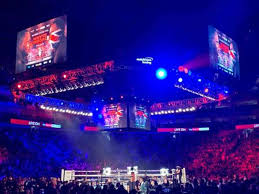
[184,68,188,74]
[178,66,184,72]
[198,78,202,82]
[178,77,183,83]
[204,88,209,93]
[17,84,22,89]
[156,68,168,80]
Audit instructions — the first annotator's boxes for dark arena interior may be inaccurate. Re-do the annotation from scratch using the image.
[0,0,259,193]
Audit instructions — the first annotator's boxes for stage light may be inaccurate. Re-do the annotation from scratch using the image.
[186,108,190,112]
[127,166,138,175]
[156,68,167,80]
[178,77,183,83]
[154,112,158,115]
[151,113,154,115]
[160,168,169,176]
[178,108,182,112]
[178,66,184,72]
[63,74,67,79]
[204,88,209,93]
[120,95,124,99]
[190,107,196,111]
[184,68,188,74]
[17,84,22,89]
[103,167,111,176]
[110,97,114,101]
[224,90,229,94]
[198,78,202,82]
[95,108,99,111]
[88,112,93,116]
[98,114,103,119]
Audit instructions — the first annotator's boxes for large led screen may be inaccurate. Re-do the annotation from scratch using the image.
[99,103,127,129]
[208,26,240,78]
[129,104,150,130]
[16,16,67,73]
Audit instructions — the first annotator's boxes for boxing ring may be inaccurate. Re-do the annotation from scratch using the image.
[61,168,186,184]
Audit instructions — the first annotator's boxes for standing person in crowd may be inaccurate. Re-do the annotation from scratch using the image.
[139,177,148,194]
[148,179,157,194]
[127,172,137,193]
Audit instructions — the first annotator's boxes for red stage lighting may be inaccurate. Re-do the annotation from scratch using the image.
[17,84,22,89]
[63,74,67,79]
[204,88,209,93]
[184,68,188,74]
[178,66,184,72]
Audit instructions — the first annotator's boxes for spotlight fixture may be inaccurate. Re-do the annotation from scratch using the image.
[184,68,188,74]
[103,167,111,176]
[160,168,169,176]
[17,84,22,89]
[178,66,184,72]
[178,78,183,83]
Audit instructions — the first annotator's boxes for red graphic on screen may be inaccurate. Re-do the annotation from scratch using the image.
[209,26,239,78]
[135,106,148,129]
[102,104,125,128]
[16,16,67,73]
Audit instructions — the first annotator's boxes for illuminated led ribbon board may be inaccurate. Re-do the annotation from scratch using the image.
[12,60,114,96]
[157,127,210,132]
[10,118,61,129]
[151,97,215,112]
[235,124,259,130]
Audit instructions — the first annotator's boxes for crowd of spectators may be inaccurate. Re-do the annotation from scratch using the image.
[186,129,258,179]
[0,175,258,194]
[0,128,258,193]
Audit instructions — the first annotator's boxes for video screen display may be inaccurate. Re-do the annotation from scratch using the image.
[16,16,67,73]
[129,104,150,130]
[208,26,240,78]
[99,103,127,129]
